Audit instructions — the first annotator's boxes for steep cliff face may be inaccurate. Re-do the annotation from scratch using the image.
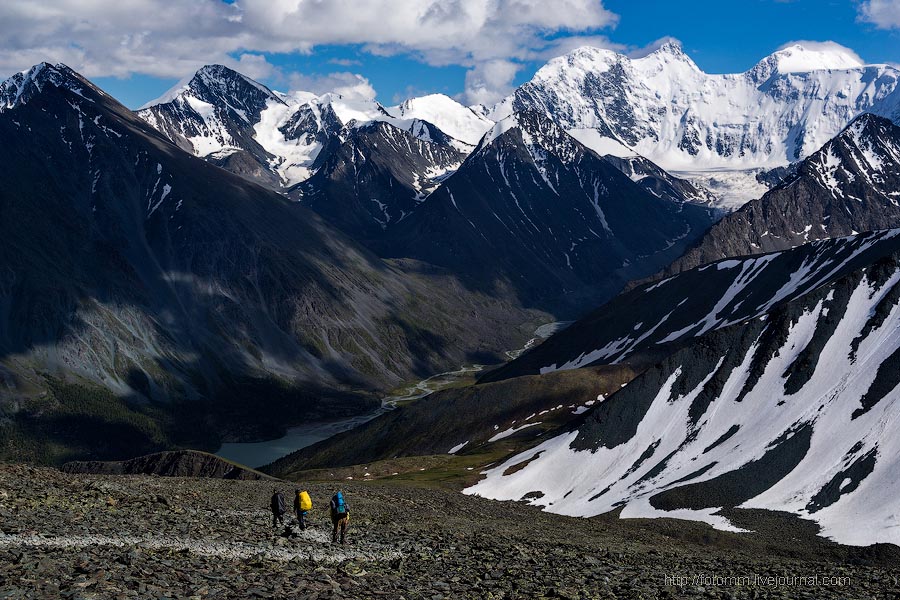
[290,121,464,240]
[382,111,716,313]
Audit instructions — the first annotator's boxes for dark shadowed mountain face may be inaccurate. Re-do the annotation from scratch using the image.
[289,121,465,240]
[601,154,717,206]
[380,111,717,314]
[485,229,900,381]
[659,114,900,277]
[0,63,541,463]
[468,239,900,548]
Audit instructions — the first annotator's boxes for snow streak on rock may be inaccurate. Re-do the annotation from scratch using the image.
[468,234,900,546]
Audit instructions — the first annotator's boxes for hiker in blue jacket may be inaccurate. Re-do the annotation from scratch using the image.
[330,491,350,544]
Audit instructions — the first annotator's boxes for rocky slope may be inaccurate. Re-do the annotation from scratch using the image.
[485,229,900,381]
[62,450,271,480]
[658,114,900,277]
[600,154,718,206]
[468,234,900,548]
[1,464,897,599]
[0,63,542,464]
[289,120,464,240]
[382,110,717,313]
[495,42,900,172]
[265,365,638,478]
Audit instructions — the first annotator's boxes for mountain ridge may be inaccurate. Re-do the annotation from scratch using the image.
[495,42,900,173]
[653,113,900,279]
[467,236,900,547]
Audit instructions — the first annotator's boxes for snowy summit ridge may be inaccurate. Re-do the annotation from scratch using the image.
[0,62,95,111]
[496,41,900,171]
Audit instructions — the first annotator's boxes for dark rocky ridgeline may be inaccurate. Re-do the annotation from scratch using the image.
[264,365,638,479]
[484,229,900,381]
[61,450,272,480]
[601,154,718,206]
[0,63,542,464]
[0,464,897,599]
[382,110,717,315]
[657,113,900,278]
[289,120,465,241]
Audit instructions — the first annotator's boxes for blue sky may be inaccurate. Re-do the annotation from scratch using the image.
[3,0,899,109]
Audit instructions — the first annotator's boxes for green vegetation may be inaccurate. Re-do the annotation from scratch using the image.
[0,378,168,465]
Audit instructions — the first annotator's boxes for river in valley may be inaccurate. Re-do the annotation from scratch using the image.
[214,321,571,468]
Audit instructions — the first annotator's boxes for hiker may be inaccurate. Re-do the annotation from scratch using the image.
[294,488,312,529]
[270,489,286,528]
[330,490,350,544]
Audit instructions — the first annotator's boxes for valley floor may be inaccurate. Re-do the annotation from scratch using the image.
[1,465,898,599]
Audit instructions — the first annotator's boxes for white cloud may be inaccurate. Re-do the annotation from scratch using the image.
[230,54,279,81]
[0,0,618,104]
[859,0,900,29]
[287,72,377,100]
[463,59,521,106]
[328,58,363,67]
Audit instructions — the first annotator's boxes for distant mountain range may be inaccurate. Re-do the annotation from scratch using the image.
[4,38,900,481]
[379,110,717,311]
[494,42,900,172]
[0,63,540,463]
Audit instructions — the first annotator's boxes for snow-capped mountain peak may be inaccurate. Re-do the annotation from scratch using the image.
[0,62,97,111]
[139,64,283,113]
[477,110,580,166]
[136,64,290,159]
[137,65,490,188]
[632,40,701,73]
[801,112,900,200]
[748,42,866,82]
[498,44,900,173]
[390,93,493,146]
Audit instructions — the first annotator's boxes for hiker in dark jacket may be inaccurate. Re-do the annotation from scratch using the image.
[330,491,350,544]
[270,489,286,527]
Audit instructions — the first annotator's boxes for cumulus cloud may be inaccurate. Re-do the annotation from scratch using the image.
[287,72,377,100]
[0,0,618,105]
[463,59,522,106]
[231,54,279,81]
[858,0,900,29]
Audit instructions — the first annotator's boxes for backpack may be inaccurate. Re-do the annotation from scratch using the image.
[298,490,312,512]
[272,492,286,514]
[333,491,347,514]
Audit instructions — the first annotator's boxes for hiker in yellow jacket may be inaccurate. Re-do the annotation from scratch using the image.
[294,489,312,529]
